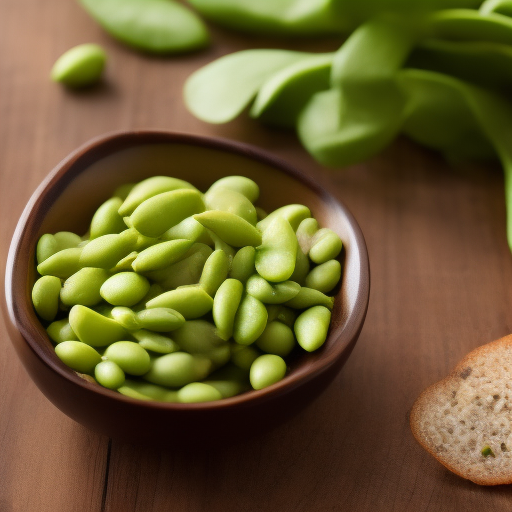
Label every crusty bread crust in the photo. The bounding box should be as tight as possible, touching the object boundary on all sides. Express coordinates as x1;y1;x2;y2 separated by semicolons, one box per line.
410;334;512;485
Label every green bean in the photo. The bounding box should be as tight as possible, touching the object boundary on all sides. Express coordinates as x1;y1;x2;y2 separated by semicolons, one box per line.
294;305;331;352
111;251;138;272
55;340;102;373
104;341;151;375
199;249;230;296
69;305;126;347
94;360;125;389
207;176;260;203
60;267;110;307
184;50;315;124
284;287;334;310
131;329;180;354
255;321;296;357
229;246;255;283
144;352;212;387
37;247;83;279
249;354;287;390
47;318;79;344
89;197;126;239
251;53;333;127
212;278;243;340
146;286;214;319
230;343;261;370
100;272;150;306
246;275;300;304
118;379;179;401
130;189;205;238
51;43;106;88
132;239;194;272
305;259;342;293
79;0;209;54
309;228;343;264
79;228;138;269
161;216;213;245
203;364;250;398
37;231;82;264
257;204;311;232
255;217;297;282
194;211;262;247
177;382;223;403
136;308;185;332
111;307;141;331
204;186;258;225
32;276;62;321
233;294;268;345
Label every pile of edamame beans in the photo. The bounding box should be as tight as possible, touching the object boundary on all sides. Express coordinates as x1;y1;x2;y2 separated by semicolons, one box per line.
32;176;343;403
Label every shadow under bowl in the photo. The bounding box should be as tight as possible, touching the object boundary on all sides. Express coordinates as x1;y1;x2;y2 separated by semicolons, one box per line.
3;131;370;443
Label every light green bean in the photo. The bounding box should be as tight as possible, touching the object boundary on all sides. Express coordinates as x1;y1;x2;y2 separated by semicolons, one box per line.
32;276;61;321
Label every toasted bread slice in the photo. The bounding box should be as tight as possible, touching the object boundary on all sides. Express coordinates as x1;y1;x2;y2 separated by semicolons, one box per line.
410;334;512;485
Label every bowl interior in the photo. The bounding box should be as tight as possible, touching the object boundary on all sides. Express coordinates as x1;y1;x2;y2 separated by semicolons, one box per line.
9;132;369;406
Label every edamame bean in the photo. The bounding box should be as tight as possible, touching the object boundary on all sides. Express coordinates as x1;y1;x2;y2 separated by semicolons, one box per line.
305;259;342;293
233;294;268;345
47;318;79;344
36;234;59;265
100;272;150;306
118;379;179;401
309;229;343;263
246;275;300;304
94;360;125;389
290;246;310;285
32;276;61;321
178;382;222;403
230;343;261;370
266;305;297;327
51;43;106;88
208;176;260;203
194;211;262;247
90;197;126;239
133;233;159;252
111;307;141;331
257;204;311;232
146;286;213;319
131;329;180;354
118;176;198;216
111;251;138;272
229;246;255;283
60;267;110;306
249;354;287;390
296;218;319;253
136;308;185;332
104;341;151;375
294;305;331;352
161;216;212;245
132;283;164;312
284;287;334;310
69;305;126;347
37;247;83;279
130;189;205;238
79;228;138;269
144;352;212;387
212;278;243;340
204;186;257;225
255;216;297;282
208;230;236;261
55;340;102;373
199;249;229;296
255;321;296;357
132;239;194;273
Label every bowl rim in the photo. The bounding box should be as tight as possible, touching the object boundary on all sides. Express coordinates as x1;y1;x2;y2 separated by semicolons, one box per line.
5;130;370;410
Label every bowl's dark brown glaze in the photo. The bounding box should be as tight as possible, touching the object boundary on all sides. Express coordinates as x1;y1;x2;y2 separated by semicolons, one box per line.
3;131;369;443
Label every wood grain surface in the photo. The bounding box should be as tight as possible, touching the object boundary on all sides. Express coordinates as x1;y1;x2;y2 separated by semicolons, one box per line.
1;0;512;510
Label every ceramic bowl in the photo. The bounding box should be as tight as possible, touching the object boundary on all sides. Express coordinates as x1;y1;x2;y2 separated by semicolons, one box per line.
3;131;369;442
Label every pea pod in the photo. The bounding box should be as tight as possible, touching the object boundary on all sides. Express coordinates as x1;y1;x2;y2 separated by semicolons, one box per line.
207;176;260;203
55;340;102;373
37;247;83;279
132;239;194;273
249;354;287;390
294;305;331;352
130;189;205;238
255;216;297;282
60;267;110;307
184;50;315;124
177;382;223;403
199;249;230;296
90;197;126;239
194;211;262;247
131;329;180;354
32;276;62;321
79;0;209;55
146;286;214;319
144;352;212;387
204;186;258;225
246;275;300;304
119;176;198;217
79;229;138;269
213;278;244;340
233;294;268;345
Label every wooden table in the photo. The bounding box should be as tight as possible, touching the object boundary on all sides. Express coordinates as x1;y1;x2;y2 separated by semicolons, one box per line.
1;1;511;510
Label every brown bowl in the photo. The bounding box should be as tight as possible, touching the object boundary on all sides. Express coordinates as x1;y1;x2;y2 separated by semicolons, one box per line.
3;131;369;443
